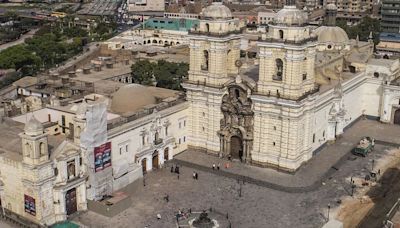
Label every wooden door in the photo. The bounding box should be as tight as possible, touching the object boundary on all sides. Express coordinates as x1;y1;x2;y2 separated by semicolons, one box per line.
142;158;147;173
394;109;400;125
65;188;77;215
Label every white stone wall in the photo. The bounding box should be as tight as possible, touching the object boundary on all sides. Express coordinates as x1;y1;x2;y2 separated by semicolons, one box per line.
107;102;188;190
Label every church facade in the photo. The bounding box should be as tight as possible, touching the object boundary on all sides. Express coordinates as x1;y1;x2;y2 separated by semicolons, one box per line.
183;2;400;172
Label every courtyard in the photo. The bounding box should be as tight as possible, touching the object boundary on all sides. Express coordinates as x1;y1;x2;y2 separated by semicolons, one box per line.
73;119;400;228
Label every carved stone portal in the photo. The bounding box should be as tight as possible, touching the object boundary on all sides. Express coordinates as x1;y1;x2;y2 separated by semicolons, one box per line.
219;85;254;162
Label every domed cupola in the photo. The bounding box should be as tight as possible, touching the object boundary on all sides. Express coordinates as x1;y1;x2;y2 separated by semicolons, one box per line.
273;3;308;27
24;116;44;136
314;2;350;51
201;1;232;20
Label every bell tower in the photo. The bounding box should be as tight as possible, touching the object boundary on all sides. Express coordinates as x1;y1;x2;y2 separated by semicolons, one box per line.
183;1;242;154
257;3;317;100
187;1;241;86
20;116;49;165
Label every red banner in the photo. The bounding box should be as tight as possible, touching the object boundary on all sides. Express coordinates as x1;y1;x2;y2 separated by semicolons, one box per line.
94;142;112;173
24;194;36;216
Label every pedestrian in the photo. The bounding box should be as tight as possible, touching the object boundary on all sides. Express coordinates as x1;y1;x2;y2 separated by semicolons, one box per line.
175;166;180;174
193;171;196;179
212;163;216;170
217;163;220;170
378;169;381;175
177;174;180;180
171;165;174;173
195;172;198;180
228;154;232;161
164;194;169;202
157;213;161;220
189;208;192;214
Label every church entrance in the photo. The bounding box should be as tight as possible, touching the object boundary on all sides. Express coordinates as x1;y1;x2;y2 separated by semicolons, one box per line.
230;136;243;160
65;188;77;216
152;151;159;169
164;147;169;161
394;109;400;125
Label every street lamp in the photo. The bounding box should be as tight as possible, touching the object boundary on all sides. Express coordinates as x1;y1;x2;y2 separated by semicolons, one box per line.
372;159;375;171
351;180;356;197
327;204;331;221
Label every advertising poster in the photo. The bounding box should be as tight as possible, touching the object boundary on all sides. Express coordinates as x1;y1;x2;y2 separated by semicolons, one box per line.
24;194;36;216
94;142;112;172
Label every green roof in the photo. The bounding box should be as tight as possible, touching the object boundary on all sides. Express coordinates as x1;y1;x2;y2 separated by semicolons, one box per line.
144;17;199;32
51;221;80;228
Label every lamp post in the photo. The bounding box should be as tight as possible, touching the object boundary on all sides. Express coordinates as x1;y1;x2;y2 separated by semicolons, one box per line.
372;159;375;171
351;180;356;197
327;204;331;221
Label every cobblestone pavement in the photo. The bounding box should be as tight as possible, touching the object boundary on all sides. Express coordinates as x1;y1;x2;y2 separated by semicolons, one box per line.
175;119;400;191
72;119;400;228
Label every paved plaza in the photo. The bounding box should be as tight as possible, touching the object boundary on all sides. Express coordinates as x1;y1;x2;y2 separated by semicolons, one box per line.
72;119;400;228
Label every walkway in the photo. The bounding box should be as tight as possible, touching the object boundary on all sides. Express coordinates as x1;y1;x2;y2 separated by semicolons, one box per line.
0;28;38;51
175;119;400;193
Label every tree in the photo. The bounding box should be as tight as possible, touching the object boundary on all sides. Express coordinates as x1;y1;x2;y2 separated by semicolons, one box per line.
130;60;189;90
0;44;41;72
337;17;381;45
131;60;155;85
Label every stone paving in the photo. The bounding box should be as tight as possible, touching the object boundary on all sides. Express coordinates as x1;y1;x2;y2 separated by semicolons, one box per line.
72;119;400;228
175;119;400;191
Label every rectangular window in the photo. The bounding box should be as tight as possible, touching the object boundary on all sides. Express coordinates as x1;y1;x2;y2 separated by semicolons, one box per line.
179;122;181;129
313;134;316;143
142;135;146;146
119;147;122;155
126;144;129;153
183;120;186;127
183;136;186;142
179;138;181;144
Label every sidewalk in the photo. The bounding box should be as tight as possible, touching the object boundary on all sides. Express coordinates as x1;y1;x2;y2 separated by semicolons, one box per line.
175;119;400;193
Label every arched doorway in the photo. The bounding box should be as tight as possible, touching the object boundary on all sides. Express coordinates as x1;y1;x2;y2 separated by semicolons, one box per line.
230;136;243;160
65;188;77;215
141;158;147;173
164;147;169;161
394;109;400;125
152;151;159;169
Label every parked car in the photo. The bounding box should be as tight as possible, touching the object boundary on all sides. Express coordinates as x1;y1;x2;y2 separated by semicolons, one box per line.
352;137;375;157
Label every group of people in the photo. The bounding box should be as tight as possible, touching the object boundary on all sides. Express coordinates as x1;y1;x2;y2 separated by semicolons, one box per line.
176;208;192;222
171;164;180;179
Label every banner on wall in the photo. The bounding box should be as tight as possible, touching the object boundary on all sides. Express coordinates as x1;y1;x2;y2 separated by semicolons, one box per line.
94;142;112;173
24;194;36;216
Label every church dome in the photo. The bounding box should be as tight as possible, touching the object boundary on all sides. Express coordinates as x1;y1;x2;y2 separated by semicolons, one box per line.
314;26;349;43
24;116;43;136
201;2;232;20
110;84;156;114
274;5;308;26
326;3;337;11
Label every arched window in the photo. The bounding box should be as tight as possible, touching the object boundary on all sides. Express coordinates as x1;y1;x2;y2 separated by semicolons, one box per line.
235;89;240;99
39;142;46;156
202;50;209;71
205;23;210;33
279;30;284;39
25;143;31;157
274;58;284;81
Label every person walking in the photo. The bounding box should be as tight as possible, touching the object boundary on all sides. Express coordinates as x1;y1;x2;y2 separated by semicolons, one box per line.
212;163;216;170
171;165;174;173
217;163;220;170
195;172;198;180
192;171;196;179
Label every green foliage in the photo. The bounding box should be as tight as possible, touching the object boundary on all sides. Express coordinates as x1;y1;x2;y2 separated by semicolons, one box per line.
154;60;188;90
0;45;41;71
0;22;86;88
337;17;381;45
131;60;188;90
131;60;156;86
